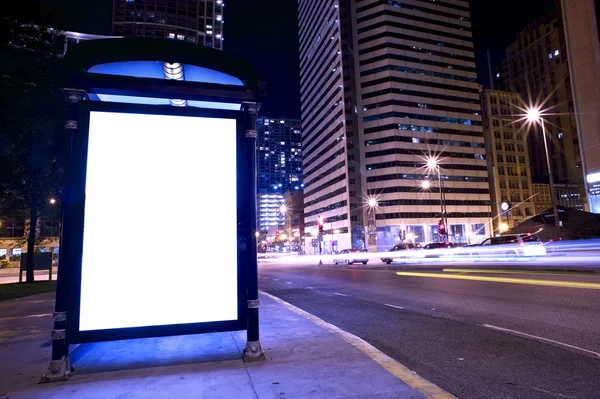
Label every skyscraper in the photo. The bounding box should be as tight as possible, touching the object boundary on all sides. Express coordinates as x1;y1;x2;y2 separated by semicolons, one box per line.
480;89;535;233
256;117;303;231
496;8;581;186
298;0;491;251
112;0;224;49
561;0;600;213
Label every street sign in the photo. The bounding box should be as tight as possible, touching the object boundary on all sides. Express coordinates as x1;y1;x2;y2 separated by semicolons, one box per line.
312;239;318;247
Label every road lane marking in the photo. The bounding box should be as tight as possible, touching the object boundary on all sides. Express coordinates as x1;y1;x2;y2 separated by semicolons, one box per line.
286;282;292;285
385;304;405;310
332;292;347;297
0;313;52;322
443;268;600;277
531;387;578;399
482;324;600;360
396;272;600;290
260;290;455;399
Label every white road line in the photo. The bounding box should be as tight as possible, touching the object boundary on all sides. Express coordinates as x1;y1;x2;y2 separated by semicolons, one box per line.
306;286;314;289
385;304;405;310
332;292;347;297
482;324;600;359
0;313;52;322
286;282;292;285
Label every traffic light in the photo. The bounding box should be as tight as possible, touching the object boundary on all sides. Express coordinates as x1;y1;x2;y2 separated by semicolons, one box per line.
318;222;324;235
402;230;406;240
438;219;446;235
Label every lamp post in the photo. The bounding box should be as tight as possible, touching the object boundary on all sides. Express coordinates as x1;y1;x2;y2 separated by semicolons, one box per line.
425;157;448;242
366;198;378;252
526;107;560;230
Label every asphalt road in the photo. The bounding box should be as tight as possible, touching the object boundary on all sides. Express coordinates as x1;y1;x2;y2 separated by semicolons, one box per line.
258;262;600;399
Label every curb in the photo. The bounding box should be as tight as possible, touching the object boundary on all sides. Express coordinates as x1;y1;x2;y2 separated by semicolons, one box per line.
260;290;455;399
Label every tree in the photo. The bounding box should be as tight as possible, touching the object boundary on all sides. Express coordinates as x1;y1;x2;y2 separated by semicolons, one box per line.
0;1;68;283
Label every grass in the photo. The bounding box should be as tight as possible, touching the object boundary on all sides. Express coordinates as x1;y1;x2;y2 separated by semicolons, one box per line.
0;281;57;302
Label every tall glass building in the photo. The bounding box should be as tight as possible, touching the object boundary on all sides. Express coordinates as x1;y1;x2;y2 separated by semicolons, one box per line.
112;0;224;49
257;117;303;230
298;0;491;251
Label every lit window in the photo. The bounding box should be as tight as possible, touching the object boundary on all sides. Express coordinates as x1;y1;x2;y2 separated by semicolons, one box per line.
554;49;560;56
216;15;222;21
496;72;500;78
177;34;185;40
558;132;564;139
168;33;175;39
548;53;553;59
412;137;420;144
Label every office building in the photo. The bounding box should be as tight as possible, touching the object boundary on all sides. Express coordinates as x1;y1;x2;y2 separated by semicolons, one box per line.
532;183;586;214
496;8;582;187
257;117;303;231
480;89;535;233
112;0;224;49
560;0;600;213
298;0;491;250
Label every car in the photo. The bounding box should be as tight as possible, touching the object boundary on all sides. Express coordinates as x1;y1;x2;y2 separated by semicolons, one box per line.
380;243;423;264
333;249;369;265
421;242;455;258
470;234;546;259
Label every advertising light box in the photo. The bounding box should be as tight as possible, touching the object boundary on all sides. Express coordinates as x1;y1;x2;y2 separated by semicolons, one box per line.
67;104;247;343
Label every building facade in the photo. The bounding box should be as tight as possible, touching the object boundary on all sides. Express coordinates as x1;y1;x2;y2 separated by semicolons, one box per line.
480;89;535;234
298;0;491;251
112;0;224;49
560;0;600;213
256;117;303;231
532;183;586;214
496;8;583;187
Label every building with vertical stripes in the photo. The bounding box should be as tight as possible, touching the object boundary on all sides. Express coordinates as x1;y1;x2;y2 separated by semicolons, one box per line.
298;0;491;252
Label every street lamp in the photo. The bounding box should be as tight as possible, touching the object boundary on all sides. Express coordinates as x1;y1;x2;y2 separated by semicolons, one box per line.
425;157;448;242
49;198;56;205
365;197;378;251
526;107;560;230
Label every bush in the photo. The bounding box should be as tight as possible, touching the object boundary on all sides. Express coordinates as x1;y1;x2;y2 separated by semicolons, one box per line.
0;260;11;269
9;254;21;261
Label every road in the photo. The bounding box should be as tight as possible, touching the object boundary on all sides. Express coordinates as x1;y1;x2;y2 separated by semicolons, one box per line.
0;273;56;285
259;261;600;399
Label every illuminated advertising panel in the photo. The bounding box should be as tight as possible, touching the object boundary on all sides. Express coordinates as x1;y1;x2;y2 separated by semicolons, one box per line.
66;104;247;342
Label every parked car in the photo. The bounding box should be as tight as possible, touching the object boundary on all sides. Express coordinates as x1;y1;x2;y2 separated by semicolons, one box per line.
333;249;369;265
470;234;546;259
380;243;423;264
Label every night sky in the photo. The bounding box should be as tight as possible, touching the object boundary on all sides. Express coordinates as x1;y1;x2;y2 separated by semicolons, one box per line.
40;0;556;118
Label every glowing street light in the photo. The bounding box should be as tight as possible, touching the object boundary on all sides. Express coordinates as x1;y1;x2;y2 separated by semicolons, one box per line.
425;156;447;242
49;198;57;205
525;106;560;229
279;204;288;214
426;157;438;169
255;231;260;238
367;198;378;208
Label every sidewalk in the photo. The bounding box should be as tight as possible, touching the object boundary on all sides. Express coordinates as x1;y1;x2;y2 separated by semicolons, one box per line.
0;291;451;398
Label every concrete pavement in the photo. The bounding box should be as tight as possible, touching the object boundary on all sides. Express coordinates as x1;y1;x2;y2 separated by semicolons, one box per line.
0;290;448;398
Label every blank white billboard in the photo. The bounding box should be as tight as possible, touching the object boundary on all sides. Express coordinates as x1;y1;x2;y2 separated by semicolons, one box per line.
79;111;238;331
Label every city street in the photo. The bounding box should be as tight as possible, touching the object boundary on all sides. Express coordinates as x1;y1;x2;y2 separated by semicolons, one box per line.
259;261;600;399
